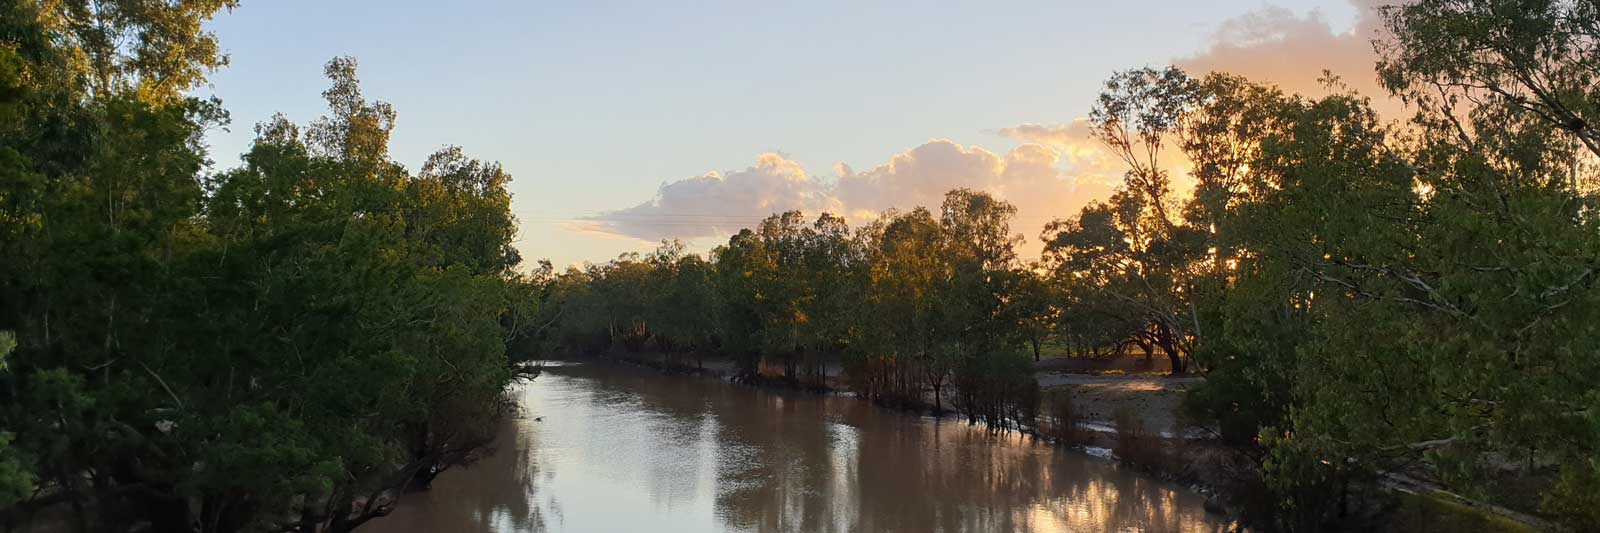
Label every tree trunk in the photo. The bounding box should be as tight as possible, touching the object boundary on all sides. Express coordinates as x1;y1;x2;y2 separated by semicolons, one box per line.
1148;321;1185;374
1158;336;1184;374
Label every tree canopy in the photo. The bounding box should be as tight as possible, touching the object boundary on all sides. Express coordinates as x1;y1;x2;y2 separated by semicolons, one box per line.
0;4;531;531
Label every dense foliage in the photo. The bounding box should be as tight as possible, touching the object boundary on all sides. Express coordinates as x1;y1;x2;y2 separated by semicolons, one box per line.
0;2;532;531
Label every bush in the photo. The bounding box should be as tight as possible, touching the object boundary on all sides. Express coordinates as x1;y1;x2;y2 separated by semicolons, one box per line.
1041;390;1085;446
1542;457;1600;531
1259;429;1372;531
1112;406;1165;470
951;350;1038;432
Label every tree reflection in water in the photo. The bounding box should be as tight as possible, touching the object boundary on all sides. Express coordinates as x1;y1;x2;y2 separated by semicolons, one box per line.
376;363;1228;532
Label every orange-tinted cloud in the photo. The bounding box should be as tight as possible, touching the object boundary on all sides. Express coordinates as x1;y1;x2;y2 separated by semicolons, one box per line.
584;140;1112;259
1176;0;1401;117
836;139;1114;252
997;119;1124;188
581;1;1404;260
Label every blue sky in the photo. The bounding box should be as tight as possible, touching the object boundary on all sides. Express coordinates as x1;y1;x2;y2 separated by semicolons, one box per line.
201;1;1370;268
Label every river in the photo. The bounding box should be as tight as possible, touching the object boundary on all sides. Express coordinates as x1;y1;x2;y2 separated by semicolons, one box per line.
371;362;1229;532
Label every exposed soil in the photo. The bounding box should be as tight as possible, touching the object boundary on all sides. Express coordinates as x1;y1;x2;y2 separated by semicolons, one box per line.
1033;352;1175;375
1036;355;1203;435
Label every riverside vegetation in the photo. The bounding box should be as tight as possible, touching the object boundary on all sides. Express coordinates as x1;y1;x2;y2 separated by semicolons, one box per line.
3;0;1600;532
0;2;541;531
529;2;1600;530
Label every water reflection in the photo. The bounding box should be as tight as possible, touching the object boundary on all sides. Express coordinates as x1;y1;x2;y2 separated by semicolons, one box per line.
373;363;1228;532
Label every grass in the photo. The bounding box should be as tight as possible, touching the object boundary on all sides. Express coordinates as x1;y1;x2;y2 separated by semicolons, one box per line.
1376;492;1538;533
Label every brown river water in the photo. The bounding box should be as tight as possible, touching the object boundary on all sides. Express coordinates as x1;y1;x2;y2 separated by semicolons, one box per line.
370;362;1229;533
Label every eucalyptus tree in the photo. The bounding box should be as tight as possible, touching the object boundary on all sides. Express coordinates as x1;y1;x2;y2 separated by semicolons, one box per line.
640;240;721;366
1154;2;1600;523
795;213;864;381
1;2;235;528
182;58;526;532
1042;67;1206;374
854;207;948;407
1271;0;1600;525
711;228;772;376
938;188;1023;351
1006;266;1059;362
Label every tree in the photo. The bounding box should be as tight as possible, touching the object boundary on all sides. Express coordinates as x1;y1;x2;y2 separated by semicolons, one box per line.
1043;67;1205;375
1162;2;1600;524
711;228;770;377
1378;0;1600;160
0;42;528;531
856;207;947;408
1005;266;1058;362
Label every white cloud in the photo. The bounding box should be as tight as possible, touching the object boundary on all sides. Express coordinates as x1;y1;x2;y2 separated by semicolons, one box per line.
837;139;1005;216
583;140;1112;258
582;153;837;242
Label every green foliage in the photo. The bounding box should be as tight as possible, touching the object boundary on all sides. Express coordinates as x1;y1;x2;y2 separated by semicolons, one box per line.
0;334;27;510
0;7;528;528
540;190;1045;426
1258;429;1364;531
0;431;29;511
13;0;240;104
1542;453;1600;530
1042;67;1212;374
1118;2;1600;528
1380;492;1538;533
1031;3;1600;527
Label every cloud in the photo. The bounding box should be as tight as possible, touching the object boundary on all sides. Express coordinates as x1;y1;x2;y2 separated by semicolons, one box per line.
997;119;1124;187
583;140;1113;257
996;122;1086;148
985;0;1397;222
837;140;1005;216
1175;0;1400;116
833;140;1114;245
578;1;1401;259
582;153;837;242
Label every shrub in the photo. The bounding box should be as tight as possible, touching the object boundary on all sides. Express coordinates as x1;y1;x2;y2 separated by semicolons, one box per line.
1112;406;1165;470
1041;390;1085;446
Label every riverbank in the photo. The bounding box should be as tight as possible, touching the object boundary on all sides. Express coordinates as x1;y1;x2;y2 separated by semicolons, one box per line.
578;351;1558;532
605;351;1196;432
581;352;1233;503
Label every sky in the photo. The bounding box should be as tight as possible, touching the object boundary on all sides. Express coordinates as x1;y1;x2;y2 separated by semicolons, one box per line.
200;0;1386;269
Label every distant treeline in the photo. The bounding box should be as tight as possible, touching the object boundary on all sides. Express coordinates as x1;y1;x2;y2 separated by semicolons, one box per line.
532;1;1600;529
536;190;1051;431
